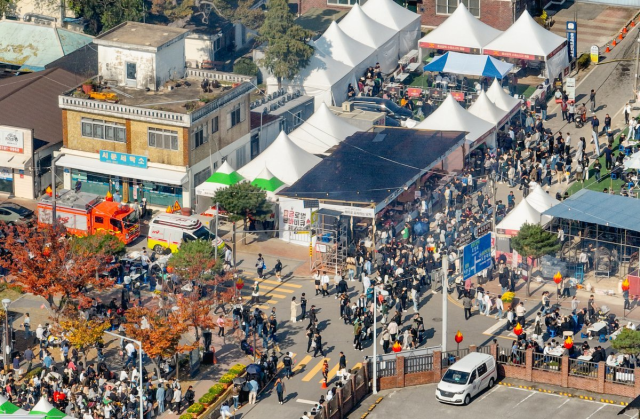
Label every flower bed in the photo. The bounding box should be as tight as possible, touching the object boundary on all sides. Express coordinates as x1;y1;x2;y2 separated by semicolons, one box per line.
190;364;247;417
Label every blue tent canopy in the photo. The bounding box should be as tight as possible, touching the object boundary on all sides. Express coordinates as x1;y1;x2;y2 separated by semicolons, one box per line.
424;52;514;79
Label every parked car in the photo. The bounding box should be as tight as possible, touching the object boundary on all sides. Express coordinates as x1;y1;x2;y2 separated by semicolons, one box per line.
347;97;414;122
435;352;497;405
0;203;34;225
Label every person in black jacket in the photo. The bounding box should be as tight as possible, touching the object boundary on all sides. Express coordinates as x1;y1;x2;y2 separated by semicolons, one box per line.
183;386;195;409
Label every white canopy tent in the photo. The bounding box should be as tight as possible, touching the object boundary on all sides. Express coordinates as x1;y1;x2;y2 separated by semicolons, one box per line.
238;131;322;185
361;0;421;57
483;10;569;79
418;4;502;59
194;161;244;197
266;49;357;110
312;21;376;77
496;198;552;235
288;103;360;155
525;182;560;213
486;79;521;121
415;94;496;150
468;90;509;127
338;4;399;73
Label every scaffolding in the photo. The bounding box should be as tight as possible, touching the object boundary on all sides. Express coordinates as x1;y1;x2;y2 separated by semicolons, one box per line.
311;209;347;275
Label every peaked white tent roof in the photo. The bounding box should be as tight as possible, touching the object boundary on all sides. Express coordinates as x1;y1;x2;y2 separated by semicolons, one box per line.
483;10;567;60
313;21;375;69
468;90;508;126
195;161;244;197
497;198;552;233
526;183;560;213
361;0;421;55
251;166;287;200
415;94;495;147
338;4;397;50
418;4;502;53
486;79;521;114
289;103;360;155
237;131;322;185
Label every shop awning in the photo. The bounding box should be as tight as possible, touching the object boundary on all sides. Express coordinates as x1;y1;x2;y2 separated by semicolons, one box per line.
57;155;187;186
0;153;29;169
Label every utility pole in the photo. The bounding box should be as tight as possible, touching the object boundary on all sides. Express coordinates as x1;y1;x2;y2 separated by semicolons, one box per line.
232;222;237;268
214;202;219;261
442;255;449;354
634;34;640;98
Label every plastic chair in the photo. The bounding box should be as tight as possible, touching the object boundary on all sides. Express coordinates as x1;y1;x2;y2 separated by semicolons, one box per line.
548;328;557;338
611;173;618;180
599;334;607;343
619;145;625;152
581;332;589;339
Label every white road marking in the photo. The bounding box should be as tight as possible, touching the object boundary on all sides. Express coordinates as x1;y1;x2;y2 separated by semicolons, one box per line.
557;399;571;409
477;385;500;402
296;399;319;405
585;405;605;419
483;319;507;335
513;392;536;408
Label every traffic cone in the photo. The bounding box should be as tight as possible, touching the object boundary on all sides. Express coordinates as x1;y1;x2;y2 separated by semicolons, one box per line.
632;21;636;28
321;380;327;389
606;45;611;53
613;38;617;47
619;33;624;40
623;26;628;34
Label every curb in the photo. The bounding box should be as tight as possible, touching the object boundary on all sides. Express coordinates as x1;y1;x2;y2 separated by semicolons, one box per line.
497;381;629;406
360;396;384;419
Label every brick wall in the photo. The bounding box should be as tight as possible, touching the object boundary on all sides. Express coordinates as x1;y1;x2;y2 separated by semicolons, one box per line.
419;0;514;31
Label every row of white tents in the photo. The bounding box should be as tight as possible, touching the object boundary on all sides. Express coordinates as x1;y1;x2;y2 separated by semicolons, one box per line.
266;0;421;109
497;183;560;235
419;4;570;79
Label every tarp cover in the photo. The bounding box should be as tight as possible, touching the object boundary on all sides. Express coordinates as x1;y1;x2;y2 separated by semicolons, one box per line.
238;131;321;185
288;103;360;155
424;52;513;79
418;4;502;53
543;189;640;233
361;0;421;56
486;79;521;116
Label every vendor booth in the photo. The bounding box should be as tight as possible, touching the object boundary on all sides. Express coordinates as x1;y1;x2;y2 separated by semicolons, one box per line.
312;21;376;77
237;131;321;186
251;166;287;200
424;52;513;79
468;90;509;128
194;161;244;214
362;0;421;57
414;94;496;151
482;10;570;80
418;4;502;58
288;103;360;156
486;79;522;122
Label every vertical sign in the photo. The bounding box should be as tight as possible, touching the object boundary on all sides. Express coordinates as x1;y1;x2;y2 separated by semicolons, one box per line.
566;21;578;60
565;77;576;102
590;45;599;64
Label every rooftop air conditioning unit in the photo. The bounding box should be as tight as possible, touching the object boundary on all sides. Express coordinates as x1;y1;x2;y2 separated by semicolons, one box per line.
342;102;354;112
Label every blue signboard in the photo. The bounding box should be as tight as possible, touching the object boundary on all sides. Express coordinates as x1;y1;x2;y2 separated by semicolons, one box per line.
462;233;492;280
99;150;147;169
566;21;577;60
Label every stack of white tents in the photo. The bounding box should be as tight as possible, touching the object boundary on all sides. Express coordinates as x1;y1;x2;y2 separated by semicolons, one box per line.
468;90;508;127
496;183;559;235
288;103;360;155
267;0;421;108
486;79;522;121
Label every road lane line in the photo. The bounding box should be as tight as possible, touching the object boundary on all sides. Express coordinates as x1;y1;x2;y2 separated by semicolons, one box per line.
319;363;341;383
513;392;535;408
257;279;303;288
296;399;319;405
302;358;329;382
277;352;296;369
293;355;313;373
585;405;605;419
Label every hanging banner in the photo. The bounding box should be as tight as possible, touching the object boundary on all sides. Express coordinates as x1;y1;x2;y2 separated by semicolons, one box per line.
566;21;578;60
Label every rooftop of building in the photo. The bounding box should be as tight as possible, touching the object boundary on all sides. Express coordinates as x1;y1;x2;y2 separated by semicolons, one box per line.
250;111;281;130
95;22;189;49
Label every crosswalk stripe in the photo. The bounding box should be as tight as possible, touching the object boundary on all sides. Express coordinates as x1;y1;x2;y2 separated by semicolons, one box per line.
241;292;288;299
277;352;296;369
319;363;341;383
302;358;329;382
258;286;294;294
352;362;362;371
257;279;303;288
293;355;313;373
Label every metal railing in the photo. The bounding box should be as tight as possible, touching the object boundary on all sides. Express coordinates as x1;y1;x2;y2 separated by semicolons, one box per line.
441;349;469;368
368;359;397;378
532;353;562;372
192;82;254;122
606;366;635;385
405;354;434;374
497;348;526;367
477;346;493;355
569;359;598;379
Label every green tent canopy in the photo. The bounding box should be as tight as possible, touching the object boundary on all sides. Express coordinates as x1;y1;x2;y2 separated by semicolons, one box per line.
195;161;244;197
251;167;286;192
0;395;27;414
30;399;65;418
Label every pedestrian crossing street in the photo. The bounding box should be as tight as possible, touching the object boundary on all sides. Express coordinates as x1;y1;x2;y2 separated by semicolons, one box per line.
277;352;362;383
239;277;302;310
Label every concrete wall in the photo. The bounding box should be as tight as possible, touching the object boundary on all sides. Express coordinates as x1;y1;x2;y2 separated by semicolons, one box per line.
98;45;156;90
185;34;217;67
155;37;186;87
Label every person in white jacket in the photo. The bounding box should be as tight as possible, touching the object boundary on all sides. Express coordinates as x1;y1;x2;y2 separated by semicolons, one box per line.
495;295;504;319
483;292;492;316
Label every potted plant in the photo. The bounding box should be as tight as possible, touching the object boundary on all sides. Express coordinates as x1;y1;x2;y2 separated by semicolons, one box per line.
219;373;235;387
501;292;516;311
198;392;216;407
180;414;192;419
228;364;246;376
209;384;225;398
186;403;205;418
82;79;95;94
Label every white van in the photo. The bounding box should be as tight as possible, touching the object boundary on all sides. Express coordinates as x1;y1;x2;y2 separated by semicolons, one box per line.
147;213;225;254
435;352;497;405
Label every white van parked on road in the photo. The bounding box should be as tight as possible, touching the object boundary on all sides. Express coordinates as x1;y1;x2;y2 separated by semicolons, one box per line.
435;352;497;405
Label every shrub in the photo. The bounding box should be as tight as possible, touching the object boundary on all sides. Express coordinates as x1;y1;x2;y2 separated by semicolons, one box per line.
577;54;590;70
180;414;192;419
228;363;246;376
233;58;259;77
219;373;235;384
501;292;516;303
209;384;226;397
186;403;205;414
199;392;217;405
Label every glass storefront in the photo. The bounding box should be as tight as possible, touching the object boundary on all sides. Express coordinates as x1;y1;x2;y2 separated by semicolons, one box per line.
71;169;183;207
0;167;13;194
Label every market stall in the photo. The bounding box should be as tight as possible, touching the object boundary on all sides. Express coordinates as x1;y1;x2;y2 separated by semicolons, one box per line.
486;79;522;122
424;52;513;79
362;0;421;57
468;90;509;128
194;161;244;214
251;166;287;200
312;21;376;78
482;10;570;80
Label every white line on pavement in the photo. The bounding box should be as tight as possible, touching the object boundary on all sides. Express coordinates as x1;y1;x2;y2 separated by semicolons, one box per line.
513;392;536;408
584;405;605;419
557;399;571;409
296;399;319;405
483;319;507;335
477;385;500;402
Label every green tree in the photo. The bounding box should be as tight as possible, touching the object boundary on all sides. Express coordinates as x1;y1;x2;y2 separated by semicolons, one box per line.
168;239;221;283
612;329;640;355
70;233;126;256
213;181;272;223
258;0;314;89
511;223;561;297
233;58;259;77
68;0;143;35
213;0;264;30
0;0;17;20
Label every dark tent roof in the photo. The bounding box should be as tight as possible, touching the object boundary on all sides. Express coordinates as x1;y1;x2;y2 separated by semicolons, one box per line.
543;189;640;233
279;128;466;206
618;393;640;415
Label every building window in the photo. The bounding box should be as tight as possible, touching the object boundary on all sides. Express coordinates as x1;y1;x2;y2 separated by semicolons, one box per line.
327;0;359;5
227;103;245;130
212;116;219;134
293;111;303;128
81;118;126;142
436;0;479;17
194;167;211;187
148;127;179;151
193;123;208;149
236;146;246;168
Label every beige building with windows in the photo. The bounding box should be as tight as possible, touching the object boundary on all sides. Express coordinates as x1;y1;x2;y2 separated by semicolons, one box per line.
56;22;257;209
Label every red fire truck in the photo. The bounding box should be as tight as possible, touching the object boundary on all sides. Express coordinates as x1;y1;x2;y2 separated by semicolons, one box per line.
37;190;140;244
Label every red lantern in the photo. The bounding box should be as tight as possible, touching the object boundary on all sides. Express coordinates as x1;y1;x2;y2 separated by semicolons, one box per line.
514;323;523;336
564;336;573;350
553;272;562;285
45;186;52;197
166;265;174;274
105;191;113;202
454;330;463;344
392;341;402;353
236;278;244;290
43;246;51;257
622;278;630;292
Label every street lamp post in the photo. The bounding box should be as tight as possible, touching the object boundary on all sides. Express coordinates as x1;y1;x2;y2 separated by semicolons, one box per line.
2;299;10;370
104;330;143;419
442;256;449;354
372;283;378;394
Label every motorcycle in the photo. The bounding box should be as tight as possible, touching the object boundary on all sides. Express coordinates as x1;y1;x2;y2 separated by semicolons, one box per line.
575;104;587;128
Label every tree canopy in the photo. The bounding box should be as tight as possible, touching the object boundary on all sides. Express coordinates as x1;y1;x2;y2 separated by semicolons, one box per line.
511;223;560;296
258;0;314;88
612;329;640;355
212;0;264;30
213;181;273;222
168;239;221;282
68;0;143;35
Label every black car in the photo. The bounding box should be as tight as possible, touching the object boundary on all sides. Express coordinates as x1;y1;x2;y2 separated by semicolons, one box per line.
347;97;414;121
